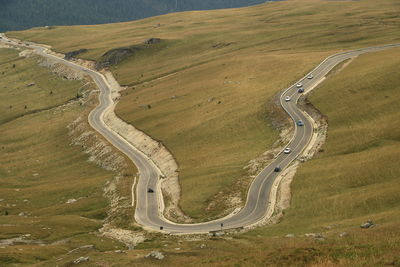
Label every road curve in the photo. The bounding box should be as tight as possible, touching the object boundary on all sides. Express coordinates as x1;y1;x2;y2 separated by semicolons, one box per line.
1;34;398;234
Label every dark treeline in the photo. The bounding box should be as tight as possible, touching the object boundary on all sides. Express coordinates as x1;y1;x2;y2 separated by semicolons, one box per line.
0;0;273;32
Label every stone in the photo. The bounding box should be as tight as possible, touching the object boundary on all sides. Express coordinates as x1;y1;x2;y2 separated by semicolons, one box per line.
339;232;348;237
285;234;295;238
304;233;316;238
360;220;375;229
199;244;206;249
66;199;77;204
314;234;325;241
144;38;161;45
73;256;89;264
146;251;165;260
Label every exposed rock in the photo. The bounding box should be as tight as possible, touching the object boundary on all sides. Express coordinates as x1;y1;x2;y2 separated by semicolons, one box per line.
27;82;35;87
361;220;375;229
66;199;77;204
145;38;161;44
212;42;235;48
339;232;348;237
99;225;145;248
313;233;325;241
18;212;26;217
285;234;295;238
65;49;88;60
304;233;317;238
199;244;206;249
73;256;89;264
96;39;162;69
146;251;165;260
96;44;145;69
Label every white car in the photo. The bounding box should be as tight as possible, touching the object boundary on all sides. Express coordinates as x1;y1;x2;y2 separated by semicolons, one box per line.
284;96;291;102
284;148;291;154
307;74;313;79
296;83;303;88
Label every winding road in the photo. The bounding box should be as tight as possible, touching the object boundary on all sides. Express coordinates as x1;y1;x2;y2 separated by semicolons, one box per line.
1;33;398;234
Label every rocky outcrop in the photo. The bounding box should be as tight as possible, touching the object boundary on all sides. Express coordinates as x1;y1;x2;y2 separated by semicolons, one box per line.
64;48;88;60
361;220;375;229
95;38;162;70
146;251;165;260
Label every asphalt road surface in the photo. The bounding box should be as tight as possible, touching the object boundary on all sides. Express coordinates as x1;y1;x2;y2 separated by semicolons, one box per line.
1;34;398;234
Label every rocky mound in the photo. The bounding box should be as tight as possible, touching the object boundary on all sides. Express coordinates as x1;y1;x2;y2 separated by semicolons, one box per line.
95;38;162;70
64;48;87;60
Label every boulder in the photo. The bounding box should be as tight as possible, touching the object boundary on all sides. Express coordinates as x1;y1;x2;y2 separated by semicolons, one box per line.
73;256;89;264
146;251;165;260
66;199;77;204
360;220;375;229
145;38;161;44
339;232;348;237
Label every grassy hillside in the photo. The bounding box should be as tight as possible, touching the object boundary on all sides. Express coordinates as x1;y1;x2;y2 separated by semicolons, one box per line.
0;49;136;265
1;0;400;265
35;41;400;267
9;0;400;220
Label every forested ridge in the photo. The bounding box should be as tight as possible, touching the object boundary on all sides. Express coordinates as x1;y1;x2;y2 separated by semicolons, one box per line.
0;0;271;31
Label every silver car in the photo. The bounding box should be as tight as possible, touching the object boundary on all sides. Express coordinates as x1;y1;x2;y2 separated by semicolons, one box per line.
284;148;291;154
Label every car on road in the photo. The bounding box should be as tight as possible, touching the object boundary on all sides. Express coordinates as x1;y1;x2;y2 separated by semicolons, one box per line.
307;74;313;79
284;96;291;101
298;88;304;93
148;188;154;193
297;120;304;126
296;83;303;88
284;147;291;154
274;166;281;172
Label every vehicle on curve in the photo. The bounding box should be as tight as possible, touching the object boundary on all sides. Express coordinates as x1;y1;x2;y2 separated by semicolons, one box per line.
284;147;291;154
148;188;154;193
285;96;291;101
274;166;281;172
307;74;313;79
298;88;304;93
296;83;303;88
297;120;304;126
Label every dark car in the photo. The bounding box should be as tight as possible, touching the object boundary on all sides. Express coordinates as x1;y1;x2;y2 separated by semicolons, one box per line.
274;166;281;172
297;120;304;126
147;188;154;193
298;88;304;93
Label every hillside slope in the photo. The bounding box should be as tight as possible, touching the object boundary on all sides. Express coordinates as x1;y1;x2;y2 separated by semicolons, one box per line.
18;46;400;267
9;0;400;220
0;48;138;265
